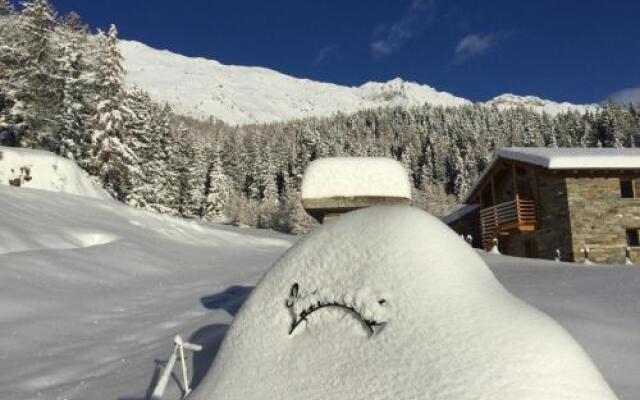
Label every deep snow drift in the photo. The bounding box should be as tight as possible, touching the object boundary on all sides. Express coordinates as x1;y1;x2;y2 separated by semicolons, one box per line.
2;183;639;399
0;185;293;400
191;206;616;400
0;146;106;199
119;40;594;125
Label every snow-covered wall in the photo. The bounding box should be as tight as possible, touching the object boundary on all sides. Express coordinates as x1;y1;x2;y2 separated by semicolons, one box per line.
0;146;107;199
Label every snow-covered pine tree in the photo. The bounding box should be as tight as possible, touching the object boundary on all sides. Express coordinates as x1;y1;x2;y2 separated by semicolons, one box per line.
10;0;58;147
184;139;209;217
91;24;136;200
204;146;231;222
450;146;470;201
54;21;92;163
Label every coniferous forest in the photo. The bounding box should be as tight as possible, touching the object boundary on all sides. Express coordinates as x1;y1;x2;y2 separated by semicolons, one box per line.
2;0;640;233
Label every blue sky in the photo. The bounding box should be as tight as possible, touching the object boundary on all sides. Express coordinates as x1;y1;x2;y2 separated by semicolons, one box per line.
51;0;640;104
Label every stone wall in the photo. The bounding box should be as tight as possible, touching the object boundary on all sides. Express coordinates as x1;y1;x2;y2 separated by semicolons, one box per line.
566;176;640;264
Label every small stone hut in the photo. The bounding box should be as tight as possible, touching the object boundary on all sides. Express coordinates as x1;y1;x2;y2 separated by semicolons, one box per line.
301;157;411;223
444;147;640;264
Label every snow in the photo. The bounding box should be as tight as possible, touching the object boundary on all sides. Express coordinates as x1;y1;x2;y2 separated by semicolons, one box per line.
0;146;107;199
1;185;639;399
486;93;598;116
191;206;616;400
498;147;640;170
301;157;411;200
0;184;294;400
120;41;594;125
119;41;469;126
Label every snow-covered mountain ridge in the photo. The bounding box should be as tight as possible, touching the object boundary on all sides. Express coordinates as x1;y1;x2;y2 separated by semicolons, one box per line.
120;40;597;125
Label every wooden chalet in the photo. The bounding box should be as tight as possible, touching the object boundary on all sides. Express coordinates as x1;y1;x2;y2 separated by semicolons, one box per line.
445;147;640;264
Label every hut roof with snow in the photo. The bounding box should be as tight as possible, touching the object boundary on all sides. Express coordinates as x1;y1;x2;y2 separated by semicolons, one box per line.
301;157;411;222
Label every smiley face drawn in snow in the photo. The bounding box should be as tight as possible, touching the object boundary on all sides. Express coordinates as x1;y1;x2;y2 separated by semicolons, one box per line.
285;283;388;336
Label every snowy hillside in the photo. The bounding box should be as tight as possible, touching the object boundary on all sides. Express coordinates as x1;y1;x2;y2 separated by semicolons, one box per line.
120;40;594;125
0;146;107;199
120;41;469;125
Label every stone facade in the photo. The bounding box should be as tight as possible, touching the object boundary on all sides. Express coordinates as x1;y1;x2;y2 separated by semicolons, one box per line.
488;174;640;264
451;169;640;264
565;176;640;264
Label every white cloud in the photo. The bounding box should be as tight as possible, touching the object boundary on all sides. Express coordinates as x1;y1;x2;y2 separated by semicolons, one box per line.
313;44;340;66
608;87;640;106
371;0;436;58
454;33;499;62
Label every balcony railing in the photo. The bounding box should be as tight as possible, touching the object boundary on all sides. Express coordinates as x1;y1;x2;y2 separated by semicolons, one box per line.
480;198;537;249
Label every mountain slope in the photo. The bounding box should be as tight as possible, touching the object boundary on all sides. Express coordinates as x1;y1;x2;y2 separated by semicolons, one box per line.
487;93;598;115
120;40;596;125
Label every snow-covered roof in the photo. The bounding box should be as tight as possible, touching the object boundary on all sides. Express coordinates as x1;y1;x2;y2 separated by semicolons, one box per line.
498;147;640;170
301;157;411;200
465;147;640;203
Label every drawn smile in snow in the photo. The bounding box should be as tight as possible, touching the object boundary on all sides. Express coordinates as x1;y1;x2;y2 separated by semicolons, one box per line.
285;283;387;336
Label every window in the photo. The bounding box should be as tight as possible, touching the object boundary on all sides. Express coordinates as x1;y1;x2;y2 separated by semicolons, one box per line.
626;229;640;247
620;179;635;199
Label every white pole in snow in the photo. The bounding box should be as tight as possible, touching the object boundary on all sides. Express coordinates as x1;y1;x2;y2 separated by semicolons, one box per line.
151;335;203;400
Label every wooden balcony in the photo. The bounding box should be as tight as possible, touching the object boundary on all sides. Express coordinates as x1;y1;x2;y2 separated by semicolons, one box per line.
480;198;537;249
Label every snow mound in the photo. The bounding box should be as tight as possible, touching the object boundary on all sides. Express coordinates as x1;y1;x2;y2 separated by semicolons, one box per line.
301;157;411;200
191;206;616;400
486;93;598;116
0;146;107;199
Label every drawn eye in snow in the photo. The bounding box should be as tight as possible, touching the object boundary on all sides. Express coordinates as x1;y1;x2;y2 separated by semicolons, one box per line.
285;283;387;336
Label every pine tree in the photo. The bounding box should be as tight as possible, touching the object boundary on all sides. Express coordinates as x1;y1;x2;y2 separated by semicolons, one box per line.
184;140;209;217
204;147;231;222
91;24;136;199
10;0;58;147
54;24;91;162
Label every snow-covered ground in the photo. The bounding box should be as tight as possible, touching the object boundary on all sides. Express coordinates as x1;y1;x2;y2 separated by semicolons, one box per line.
0;146;107;199
120;40;594;125
0;185;294;400
1;185;638;399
